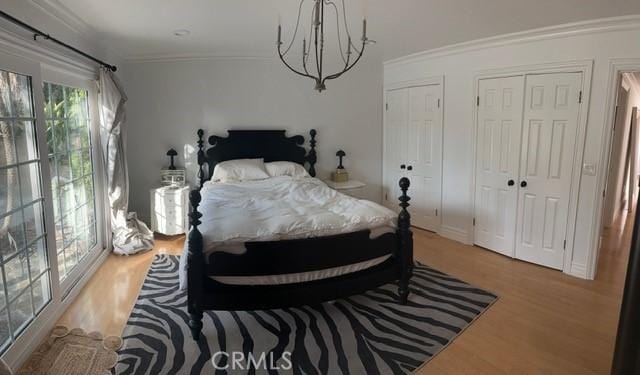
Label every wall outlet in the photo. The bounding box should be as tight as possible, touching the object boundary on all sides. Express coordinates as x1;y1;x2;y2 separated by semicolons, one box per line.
582;163;597;176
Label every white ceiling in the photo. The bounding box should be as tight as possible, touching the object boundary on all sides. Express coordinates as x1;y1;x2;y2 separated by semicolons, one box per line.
22;0;640;62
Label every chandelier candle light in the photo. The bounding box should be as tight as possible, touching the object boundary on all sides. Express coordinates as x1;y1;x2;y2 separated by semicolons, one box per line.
277;0;371;92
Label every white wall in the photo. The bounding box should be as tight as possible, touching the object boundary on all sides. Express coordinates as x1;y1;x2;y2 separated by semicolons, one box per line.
384;17;640;278
122;58;383;221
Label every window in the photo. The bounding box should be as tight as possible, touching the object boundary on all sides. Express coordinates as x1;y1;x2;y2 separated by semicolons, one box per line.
43;83;97;281
0;43;105;364
0;70;51;352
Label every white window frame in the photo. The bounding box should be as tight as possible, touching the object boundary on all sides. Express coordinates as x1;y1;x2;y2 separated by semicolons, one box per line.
0;44;110;370
0;48;59;369
41;68;107;296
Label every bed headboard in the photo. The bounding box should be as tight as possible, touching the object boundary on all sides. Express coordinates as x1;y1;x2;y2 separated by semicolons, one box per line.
195;129;317;187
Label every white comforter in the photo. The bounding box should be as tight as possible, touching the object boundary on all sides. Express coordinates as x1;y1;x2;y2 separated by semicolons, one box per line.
179;176;397;288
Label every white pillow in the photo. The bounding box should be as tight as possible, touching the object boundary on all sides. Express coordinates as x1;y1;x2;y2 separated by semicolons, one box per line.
265;161;310;178
212;158;270;182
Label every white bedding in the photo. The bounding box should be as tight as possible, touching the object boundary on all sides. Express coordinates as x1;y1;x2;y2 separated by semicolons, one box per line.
179;176;397;289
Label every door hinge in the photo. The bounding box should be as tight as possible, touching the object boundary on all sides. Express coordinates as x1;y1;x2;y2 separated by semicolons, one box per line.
385;103;389;111
603;189;606;198
473;217;476;226
563;240;567;249
435;209;438;216
476;96;480;106
578;91;583;104
385;193;388;201
437;98;441;108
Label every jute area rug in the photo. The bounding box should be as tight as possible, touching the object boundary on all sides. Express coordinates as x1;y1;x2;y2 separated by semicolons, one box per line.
17;326;122;375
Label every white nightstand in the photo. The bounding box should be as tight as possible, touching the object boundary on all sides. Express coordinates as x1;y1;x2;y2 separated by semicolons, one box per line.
324;179;367;199
150;186;190;235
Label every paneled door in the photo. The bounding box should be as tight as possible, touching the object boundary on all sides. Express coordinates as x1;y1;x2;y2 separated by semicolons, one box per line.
405;85;442;230
474;76;525;256
515;72;582;269
383;88;408;212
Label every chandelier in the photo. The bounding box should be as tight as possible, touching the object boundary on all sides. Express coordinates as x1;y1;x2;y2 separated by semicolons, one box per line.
277;0;371;92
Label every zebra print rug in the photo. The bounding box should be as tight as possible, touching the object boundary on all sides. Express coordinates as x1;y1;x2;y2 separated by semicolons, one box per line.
116;255;496;374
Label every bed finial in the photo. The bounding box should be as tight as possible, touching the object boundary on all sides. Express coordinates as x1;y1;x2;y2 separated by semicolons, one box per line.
197;129;206;188
307;129;317;177
397;177;413;305
188;189;204;340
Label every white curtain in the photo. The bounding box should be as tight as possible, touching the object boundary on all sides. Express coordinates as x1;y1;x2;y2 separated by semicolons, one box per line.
98;69;153;255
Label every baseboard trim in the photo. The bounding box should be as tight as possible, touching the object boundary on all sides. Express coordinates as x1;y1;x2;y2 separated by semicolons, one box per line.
566;262;590;280
438;225;470;244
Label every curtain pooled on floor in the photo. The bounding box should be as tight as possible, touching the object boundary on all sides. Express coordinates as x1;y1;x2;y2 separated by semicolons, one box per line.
98;69;153;255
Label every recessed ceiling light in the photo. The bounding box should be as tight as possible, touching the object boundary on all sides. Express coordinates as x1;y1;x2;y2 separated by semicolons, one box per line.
173;29;190;37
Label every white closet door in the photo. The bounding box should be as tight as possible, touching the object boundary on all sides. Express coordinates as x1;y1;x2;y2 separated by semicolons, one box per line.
515;72;582;269
383;88;408;210
474;76;525;256
406;84;442;231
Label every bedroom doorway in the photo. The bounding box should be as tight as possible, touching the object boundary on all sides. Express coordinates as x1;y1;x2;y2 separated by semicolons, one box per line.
599;71;640;277
602;73;640;228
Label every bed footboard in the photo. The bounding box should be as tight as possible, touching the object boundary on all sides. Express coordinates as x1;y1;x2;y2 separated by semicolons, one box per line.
186;176;413;340
396;177;413;304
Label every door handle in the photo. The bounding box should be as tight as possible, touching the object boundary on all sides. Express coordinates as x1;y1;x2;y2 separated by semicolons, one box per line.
507;179;515;186
407;166;413;171
520;180;527;188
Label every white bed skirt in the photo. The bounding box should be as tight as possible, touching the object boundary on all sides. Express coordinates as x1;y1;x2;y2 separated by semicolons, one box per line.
209;254;391;285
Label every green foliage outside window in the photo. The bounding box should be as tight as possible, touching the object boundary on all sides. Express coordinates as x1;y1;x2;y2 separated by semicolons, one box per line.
44;83;97;281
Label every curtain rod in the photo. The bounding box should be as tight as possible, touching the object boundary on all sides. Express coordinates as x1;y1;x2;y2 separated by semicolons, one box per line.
0;10;117;72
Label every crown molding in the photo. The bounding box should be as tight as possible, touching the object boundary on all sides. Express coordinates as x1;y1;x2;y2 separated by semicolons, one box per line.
124;52;277;64
0;25;96;77
128;15;640;66
26;0;124;64
384;15;640;67
29;0;93;35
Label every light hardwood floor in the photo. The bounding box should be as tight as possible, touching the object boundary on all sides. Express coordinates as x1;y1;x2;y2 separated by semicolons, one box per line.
57;213;632;374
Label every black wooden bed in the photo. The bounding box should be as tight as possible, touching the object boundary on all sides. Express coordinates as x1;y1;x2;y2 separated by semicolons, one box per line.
187;128;413;340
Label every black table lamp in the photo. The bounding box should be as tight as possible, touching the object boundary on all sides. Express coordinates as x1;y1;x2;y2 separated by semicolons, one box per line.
166;149;178;170
336;150;346;169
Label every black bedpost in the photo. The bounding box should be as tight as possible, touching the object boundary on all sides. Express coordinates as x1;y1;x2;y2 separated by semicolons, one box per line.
197;129;206;188
397;177;413;304
187;190;204;340
307;129;317;177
